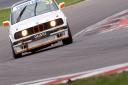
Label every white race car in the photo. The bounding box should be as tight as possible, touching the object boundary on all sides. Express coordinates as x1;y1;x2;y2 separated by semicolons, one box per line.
3;0;73;59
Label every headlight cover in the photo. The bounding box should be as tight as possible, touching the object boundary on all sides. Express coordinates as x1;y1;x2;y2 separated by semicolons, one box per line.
50;20;57;27
21;30;28;37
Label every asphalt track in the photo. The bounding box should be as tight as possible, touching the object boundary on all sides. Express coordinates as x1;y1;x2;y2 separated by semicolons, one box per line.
0;0;128;85
0;0;20;8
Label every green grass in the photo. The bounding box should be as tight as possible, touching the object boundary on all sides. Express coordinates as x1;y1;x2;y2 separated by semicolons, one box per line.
0;8;10;26
59;72;128;85
0;0;83;26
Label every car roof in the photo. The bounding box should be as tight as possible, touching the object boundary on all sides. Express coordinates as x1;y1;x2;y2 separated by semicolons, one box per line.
12;0;31;8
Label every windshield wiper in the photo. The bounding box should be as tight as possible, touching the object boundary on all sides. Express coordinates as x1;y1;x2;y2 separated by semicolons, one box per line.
34;2;37;16
16;6;27;23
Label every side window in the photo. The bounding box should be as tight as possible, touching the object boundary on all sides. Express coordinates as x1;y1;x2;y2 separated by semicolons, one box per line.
11;13;14;25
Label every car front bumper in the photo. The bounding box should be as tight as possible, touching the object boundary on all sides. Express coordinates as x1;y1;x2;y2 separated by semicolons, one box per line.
13;27;69;54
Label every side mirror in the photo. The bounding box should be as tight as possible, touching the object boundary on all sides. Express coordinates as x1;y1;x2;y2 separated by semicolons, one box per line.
59;2;65;9
3;21;10;27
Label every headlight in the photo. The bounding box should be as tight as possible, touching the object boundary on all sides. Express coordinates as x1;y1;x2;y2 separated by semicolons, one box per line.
50;20;56;27
21;30;28;37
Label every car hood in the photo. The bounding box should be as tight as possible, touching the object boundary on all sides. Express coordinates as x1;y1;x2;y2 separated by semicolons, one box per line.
10;10;65;34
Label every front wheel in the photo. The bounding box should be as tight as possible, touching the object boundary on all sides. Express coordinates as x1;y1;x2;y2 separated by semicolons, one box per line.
62;27;73;45
10;42;22;59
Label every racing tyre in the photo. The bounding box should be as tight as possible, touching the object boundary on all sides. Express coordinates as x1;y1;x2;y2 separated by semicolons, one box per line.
62;27;73;45
10;42;22;59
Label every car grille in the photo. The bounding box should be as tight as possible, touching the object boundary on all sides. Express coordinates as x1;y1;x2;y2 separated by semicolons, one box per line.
14;18;64;39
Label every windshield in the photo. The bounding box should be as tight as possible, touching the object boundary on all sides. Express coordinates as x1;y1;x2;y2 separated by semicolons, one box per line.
11;0;58;25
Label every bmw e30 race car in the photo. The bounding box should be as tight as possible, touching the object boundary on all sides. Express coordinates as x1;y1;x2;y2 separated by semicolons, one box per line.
3;0;73;59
